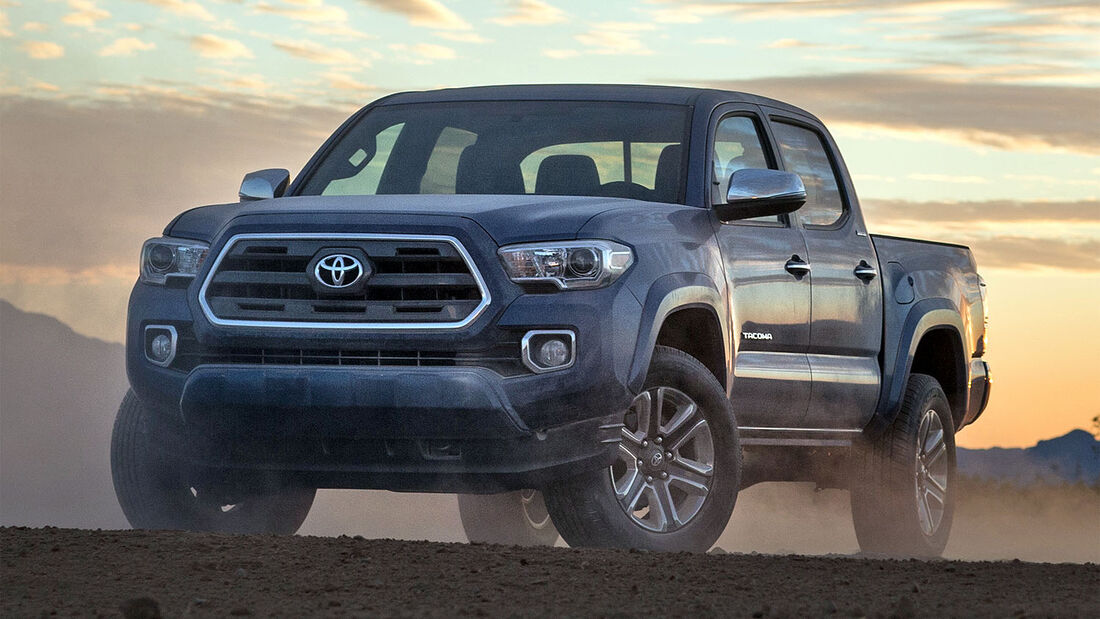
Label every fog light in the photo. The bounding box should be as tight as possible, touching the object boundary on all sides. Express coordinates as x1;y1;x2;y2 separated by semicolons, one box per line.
144;325;177;368
150;335;172;362
538;338;570;367
521;330;575;373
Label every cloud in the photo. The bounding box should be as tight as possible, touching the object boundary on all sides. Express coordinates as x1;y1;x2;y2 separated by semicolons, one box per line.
99;37;156;57
322;71;375;91
697;73;1100;155
0;11;10;38
908;173;990;184
491;0;566;26
133;0;215;22
434;31;490;44
573;22;657;56
861;198;1100;272
862;199;1100;225
0;94;349;274
273;39;362;65
190;34;253;59
29;80;60;92
21;21;49;33
20;41;64;59
359;0;470;30
389;42;456;62
254;0;347;23
61;0;110;29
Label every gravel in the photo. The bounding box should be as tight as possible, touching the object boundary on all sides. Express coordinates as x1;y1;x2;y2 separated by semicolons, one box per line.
2;527;1097;617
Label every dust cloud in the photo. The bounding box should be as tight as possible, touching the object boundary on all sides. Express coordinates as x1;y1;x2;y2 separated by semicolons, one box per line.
2;301;1097;563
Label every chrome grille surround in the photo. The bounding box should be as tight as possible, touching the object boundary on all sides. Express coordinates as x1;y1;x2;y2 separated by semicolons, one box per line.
198;233;491;329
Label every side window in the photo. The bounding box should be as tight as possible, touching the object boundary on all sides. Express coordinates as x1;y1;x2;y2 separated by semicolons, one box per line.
322;122;404;196
711;115;774;221
770;121;845;227
419;127;478;193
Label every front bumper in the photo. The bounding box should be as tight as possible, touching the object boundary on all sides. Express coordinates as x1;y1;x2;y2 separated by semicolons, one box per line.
125;218;642;491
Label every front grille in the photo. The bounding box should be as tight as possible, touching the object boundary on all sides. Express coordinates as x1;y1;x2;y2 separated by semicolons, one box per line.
172;328;527;376
200;234;489;328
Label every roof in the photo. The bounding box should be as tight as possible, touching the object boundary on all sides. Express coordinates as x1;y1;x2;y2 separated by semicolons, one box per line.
375;84;815;119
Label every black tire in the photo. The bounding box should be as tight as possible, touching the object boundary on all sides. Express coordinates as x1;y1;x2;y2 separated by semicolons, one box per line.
850;373;957;557
457;490;560;546
544;346;741;552
111;390;316;534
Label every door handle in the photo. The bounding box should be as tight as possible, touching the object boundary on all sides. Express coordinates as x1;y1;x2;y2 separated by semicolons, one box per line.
785;255;811;277
854;261;878;281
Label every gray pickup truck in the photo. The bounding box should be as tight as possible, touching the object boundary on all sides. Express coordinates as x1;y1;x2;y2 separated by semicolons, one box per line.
113;85;990;557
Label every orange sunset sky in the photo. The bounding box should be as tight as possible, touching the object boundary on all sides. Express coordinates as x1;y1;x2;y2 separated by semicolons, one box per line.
1;0;1097;448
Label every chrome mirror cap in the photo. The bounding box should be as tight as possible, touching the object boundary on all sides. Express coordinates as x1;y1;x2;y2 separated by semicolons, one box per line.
239;168;290;201
718;168;807;221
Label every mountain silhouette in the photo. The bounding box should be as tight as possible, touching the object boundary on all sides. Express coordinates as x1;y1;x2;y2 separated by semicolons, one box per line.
957;429;1100;485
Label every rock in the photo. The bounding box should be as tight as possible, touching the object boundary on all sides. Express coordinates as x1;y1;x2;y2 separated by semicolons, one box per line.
119;598;161;619
229;607;253;616
708;546;728;555
235;568;248;578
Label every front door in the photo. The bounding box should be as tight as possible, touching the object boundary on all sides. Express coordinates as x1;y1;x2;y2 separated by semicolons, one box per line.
710;107;812;429
766;111;883;429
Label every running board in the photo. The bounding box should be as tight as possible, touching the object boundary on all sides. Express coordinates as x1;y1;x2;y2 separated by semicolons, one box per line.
739;426;862;448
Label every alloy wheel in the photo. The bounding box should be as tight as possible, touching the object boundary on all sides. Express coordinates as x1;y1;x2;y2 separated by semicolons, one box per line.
610;387;715;533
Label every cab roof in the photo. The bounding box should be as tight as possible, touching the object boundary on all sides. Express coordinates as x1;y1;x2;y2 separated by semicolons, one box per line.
375;84;817;121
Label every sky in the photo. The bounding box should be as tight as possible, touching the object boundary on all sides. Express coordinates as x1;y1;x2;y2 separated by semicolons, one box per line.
0;0;1097;448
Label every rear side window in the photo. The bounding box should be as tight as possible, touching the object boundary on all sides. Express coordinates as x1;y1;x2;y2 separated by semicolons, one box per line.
770;121;846;227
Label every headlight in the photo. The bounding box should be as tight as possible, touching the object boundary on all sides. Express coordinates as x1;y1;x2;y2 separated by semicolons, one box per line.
498;240;634;290
140;237;209;285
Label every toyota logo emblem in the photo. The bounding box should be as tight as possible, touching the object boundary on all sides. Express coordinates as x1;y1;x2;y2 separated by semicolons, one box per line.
314;254;364;289
650;452;663;467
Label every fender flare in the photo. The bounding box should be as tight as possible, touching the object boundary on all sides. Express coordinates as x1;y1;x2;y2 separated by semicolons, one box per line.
627;272;728;394
868;297;966;435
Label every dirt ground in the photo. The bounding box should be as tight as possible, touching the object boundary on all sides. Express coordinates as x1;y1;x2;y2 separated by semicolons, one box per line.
2;527;1097;618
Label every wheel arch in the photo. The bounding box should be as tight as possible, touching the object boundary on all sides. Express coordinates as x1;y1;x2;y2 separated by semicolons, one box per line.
628;273;729;394
870;297;969;434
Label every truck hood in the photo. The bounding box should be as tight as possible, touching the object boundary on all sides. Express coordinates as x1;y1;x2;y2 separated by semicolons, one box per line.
166;194;635;246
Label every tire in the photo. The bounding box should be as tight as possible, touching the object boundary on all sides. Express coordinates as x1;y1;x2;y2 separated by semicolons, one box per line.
850;373;956;557
544;346;741;552
457;490;560;546
111;390;316;534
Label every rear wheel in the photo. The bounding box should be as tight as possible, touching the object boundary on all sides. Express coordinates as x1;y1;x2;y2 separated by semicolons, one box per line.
111;390;316;534
850;373;956;557
457;490;559;546
544;346;740;552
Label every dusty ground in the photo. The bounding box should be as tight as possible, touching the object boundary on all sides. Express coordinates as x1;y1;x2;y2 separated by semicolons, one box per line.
3;527;1097;618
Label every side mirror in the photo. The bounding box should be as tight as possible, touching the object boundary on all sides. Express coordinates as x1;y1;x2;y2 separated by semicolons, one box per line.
239;168;290;201
715;168;806;222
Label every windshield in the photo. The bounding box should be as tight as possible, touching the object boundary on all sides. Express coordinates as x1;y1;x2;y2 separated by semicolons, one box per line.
297;101;691;203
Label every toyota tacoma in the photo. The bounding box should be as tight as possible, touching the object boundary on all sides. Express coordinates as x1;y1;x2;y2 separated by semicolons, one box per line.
112;85;991;556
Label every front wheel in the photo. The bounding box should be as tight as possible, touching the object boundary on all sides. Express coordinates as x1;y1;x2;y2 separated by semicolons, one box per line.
850;373;957;557
544;346;741;552
111;390;316;534
457;490;559;546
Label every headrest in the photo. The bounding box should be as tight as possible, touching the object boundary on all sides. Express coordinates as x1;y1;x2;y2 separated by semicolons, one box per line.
653;144;683;203
535;155;600;196
455;145;525;194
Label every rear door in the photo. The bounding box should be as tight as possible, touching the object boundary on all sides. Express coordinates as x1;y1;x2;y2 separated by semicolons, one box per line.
709;105;812;429
764;109;883;429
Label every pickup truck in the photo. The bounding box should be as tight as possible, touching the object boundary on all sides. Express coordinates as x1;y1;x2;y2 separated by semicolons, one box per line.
112;85;991;557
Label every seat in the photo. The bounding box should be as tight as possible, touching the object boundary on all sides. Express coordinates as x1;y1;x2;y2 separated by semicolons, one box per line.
652;144;683;203
535;155;600;196
455;145;525;194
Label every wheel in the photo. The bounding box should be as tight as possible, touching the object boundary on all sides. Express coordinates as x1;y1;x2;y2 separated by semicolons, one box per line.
850;373;956;557
111;390;316;534
544;346;741;552
457;490;560;546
